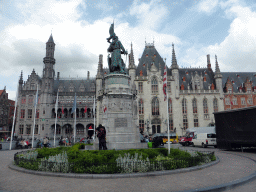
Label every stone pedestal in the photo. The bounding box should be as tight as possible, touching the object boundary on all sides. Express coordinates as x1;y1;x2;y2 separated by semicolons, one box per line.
95;74;147;150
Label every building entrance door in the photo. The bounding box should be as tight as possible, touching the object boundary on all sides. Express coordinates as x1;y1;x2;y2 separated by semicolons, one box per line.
152;125;161;134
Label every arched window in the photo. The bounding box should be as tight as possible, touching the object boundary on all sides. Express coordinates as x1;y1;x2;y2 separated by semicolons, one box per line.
152;97;159;115
168;98;172;114
213;98;218;112
139;99;144;114
203;98;208;114
192;98;197;113
151;77;158;94
182;98;187;114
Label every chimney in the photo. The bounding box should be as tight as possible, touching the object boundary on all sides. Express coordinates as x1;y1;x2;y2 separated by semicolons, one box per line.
57;72;60;80
207;54;211;70
87;71;90;80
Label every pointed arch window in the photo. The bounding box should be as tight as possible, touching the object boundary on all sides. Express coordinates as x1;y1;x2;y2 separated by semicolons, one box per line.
192;98;197;113
213;98;218;112
151;77;158;94
152;97;159;115
168;98;172;114
182;98;187;114
203;98;208;114
139;99;144;114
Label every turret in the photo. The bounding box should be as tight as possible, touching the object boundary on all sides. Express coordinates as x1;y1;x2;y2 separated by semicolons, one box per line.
19;71;23;92
96;55;103;98
214;55;223;97
171;43;179;98
128;42;136;85
42;33;55;93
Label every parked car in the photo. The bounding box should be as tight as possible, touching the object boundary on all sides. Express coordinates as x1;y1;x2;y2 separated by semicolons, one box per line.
192;133;217;148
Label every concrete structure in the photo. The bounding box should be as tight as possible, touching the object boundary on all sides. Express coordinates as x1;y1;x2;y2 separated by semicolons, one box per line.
95;74;146;149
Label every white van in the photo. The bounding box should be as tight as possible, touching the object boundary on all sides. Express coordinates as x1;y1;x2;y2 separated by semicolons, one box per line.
192;133;217;148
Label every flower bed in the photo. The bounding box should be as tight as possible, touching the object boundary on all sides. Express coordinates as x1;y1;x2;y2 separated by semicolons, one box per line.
14;144;216;174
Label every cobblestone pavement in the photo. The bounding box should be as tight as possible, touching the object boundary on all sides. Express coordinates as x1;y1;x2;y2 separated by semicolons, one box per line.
0;145;256;192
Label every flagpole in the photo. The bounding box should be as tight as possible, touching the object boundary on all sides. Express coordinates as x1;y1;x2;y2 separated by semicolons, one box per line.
32;84;38;149
9;80;19;150
54;89;59;147
73;93;76;143
165;58;170;155
93;96;96;140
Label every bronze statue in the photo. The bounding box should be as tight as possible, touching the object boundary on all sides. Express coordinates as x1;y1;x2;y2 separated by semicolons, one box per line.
107;22;127;74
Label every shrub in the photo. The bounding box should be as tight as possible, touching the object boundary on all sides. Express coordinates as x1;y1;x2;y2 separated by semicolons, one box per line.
116;152;153;173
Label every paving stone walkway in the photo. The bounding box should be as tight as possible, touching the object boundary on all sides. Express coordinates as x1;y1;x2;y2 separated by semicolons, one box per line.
0;147;256;192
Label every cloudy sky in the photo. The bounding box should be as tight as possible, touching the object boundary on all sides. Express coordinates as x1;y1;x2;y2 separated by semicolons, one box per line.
1;0;256;100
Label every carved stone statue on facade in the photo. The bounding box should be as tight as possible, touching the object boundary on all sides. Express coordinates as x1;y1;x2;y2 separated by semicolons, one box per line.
107;22;127;74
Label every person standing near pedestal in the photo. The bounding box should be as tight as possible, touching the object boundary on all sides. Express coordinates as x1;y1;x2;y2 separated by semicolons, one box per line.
97;124;107;150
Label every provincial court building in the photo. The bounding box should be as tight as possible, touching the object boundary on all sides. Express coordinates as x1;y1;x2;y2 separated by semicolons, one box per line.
15;34;256;139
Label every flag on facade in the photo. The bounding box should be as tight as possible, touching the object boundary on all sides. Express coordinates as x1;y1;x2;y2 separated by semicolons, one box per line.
231;100;233;105
163;65;167;101
34;86;38;107
104;105;107;113
71;94;76;114
84;106;87;113
62;106;64;115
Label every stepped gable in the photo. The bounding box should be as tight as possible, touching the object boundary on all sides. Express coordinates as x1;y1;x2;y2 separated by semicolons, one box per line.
221;72;256;93
136;43;166;76
53;79;96;96
179;68;215;90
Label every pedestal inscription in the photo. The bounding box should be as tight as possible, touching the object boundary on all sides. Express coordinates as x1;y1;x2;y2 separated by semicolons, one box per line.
115;118;127;128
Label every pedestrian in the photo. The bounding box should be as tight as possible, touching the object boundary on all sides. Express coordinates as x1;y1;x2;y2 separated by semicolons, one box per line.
96;124;107;150
43;137;48;148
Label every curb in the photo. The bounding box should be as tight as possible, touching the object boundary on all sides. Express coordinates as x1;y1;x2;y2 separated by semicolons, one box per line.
180;152;256;192
9;157;219;179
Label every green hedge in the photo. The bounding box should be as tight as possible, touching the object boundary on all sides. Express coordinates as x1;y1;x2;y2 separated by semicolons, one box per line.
15;144;216;174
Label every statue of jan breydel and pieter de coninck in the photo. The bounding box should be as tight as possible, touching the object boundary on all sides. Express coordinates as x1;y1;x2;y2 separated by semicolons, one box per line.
106;22;128;74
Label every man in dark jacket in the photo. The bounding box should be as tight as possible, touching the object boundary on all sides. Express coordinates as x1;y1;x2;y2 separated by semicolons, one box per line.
97;124;107;150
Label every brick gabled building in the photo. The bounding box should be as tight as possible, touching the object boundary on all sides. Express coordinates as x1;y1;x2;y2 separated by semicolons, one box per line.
0;87;15;138
222;73;256;110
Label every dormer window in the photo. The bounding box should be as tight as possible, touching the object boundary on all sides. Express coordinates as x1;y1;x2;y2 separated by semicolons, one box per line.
228;88;232;93
247;88;251;93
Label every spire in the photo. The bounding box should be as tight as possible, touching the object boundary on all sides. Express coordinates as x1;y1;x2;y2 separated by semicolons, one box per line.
215;55;220;73
171;43;179;69
129;42;135;69
48;33;54;43
19;71;23;83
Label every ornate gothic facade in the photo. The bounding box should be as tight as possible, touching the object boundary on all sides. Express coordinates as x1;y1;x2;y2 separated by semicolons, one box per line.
15;35;256;139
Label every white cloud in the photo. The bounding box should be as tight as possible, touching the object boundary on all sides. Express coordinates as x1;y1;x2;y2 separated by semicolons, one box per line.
182;3;256;72
197;0;219;13
129;0;169;30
